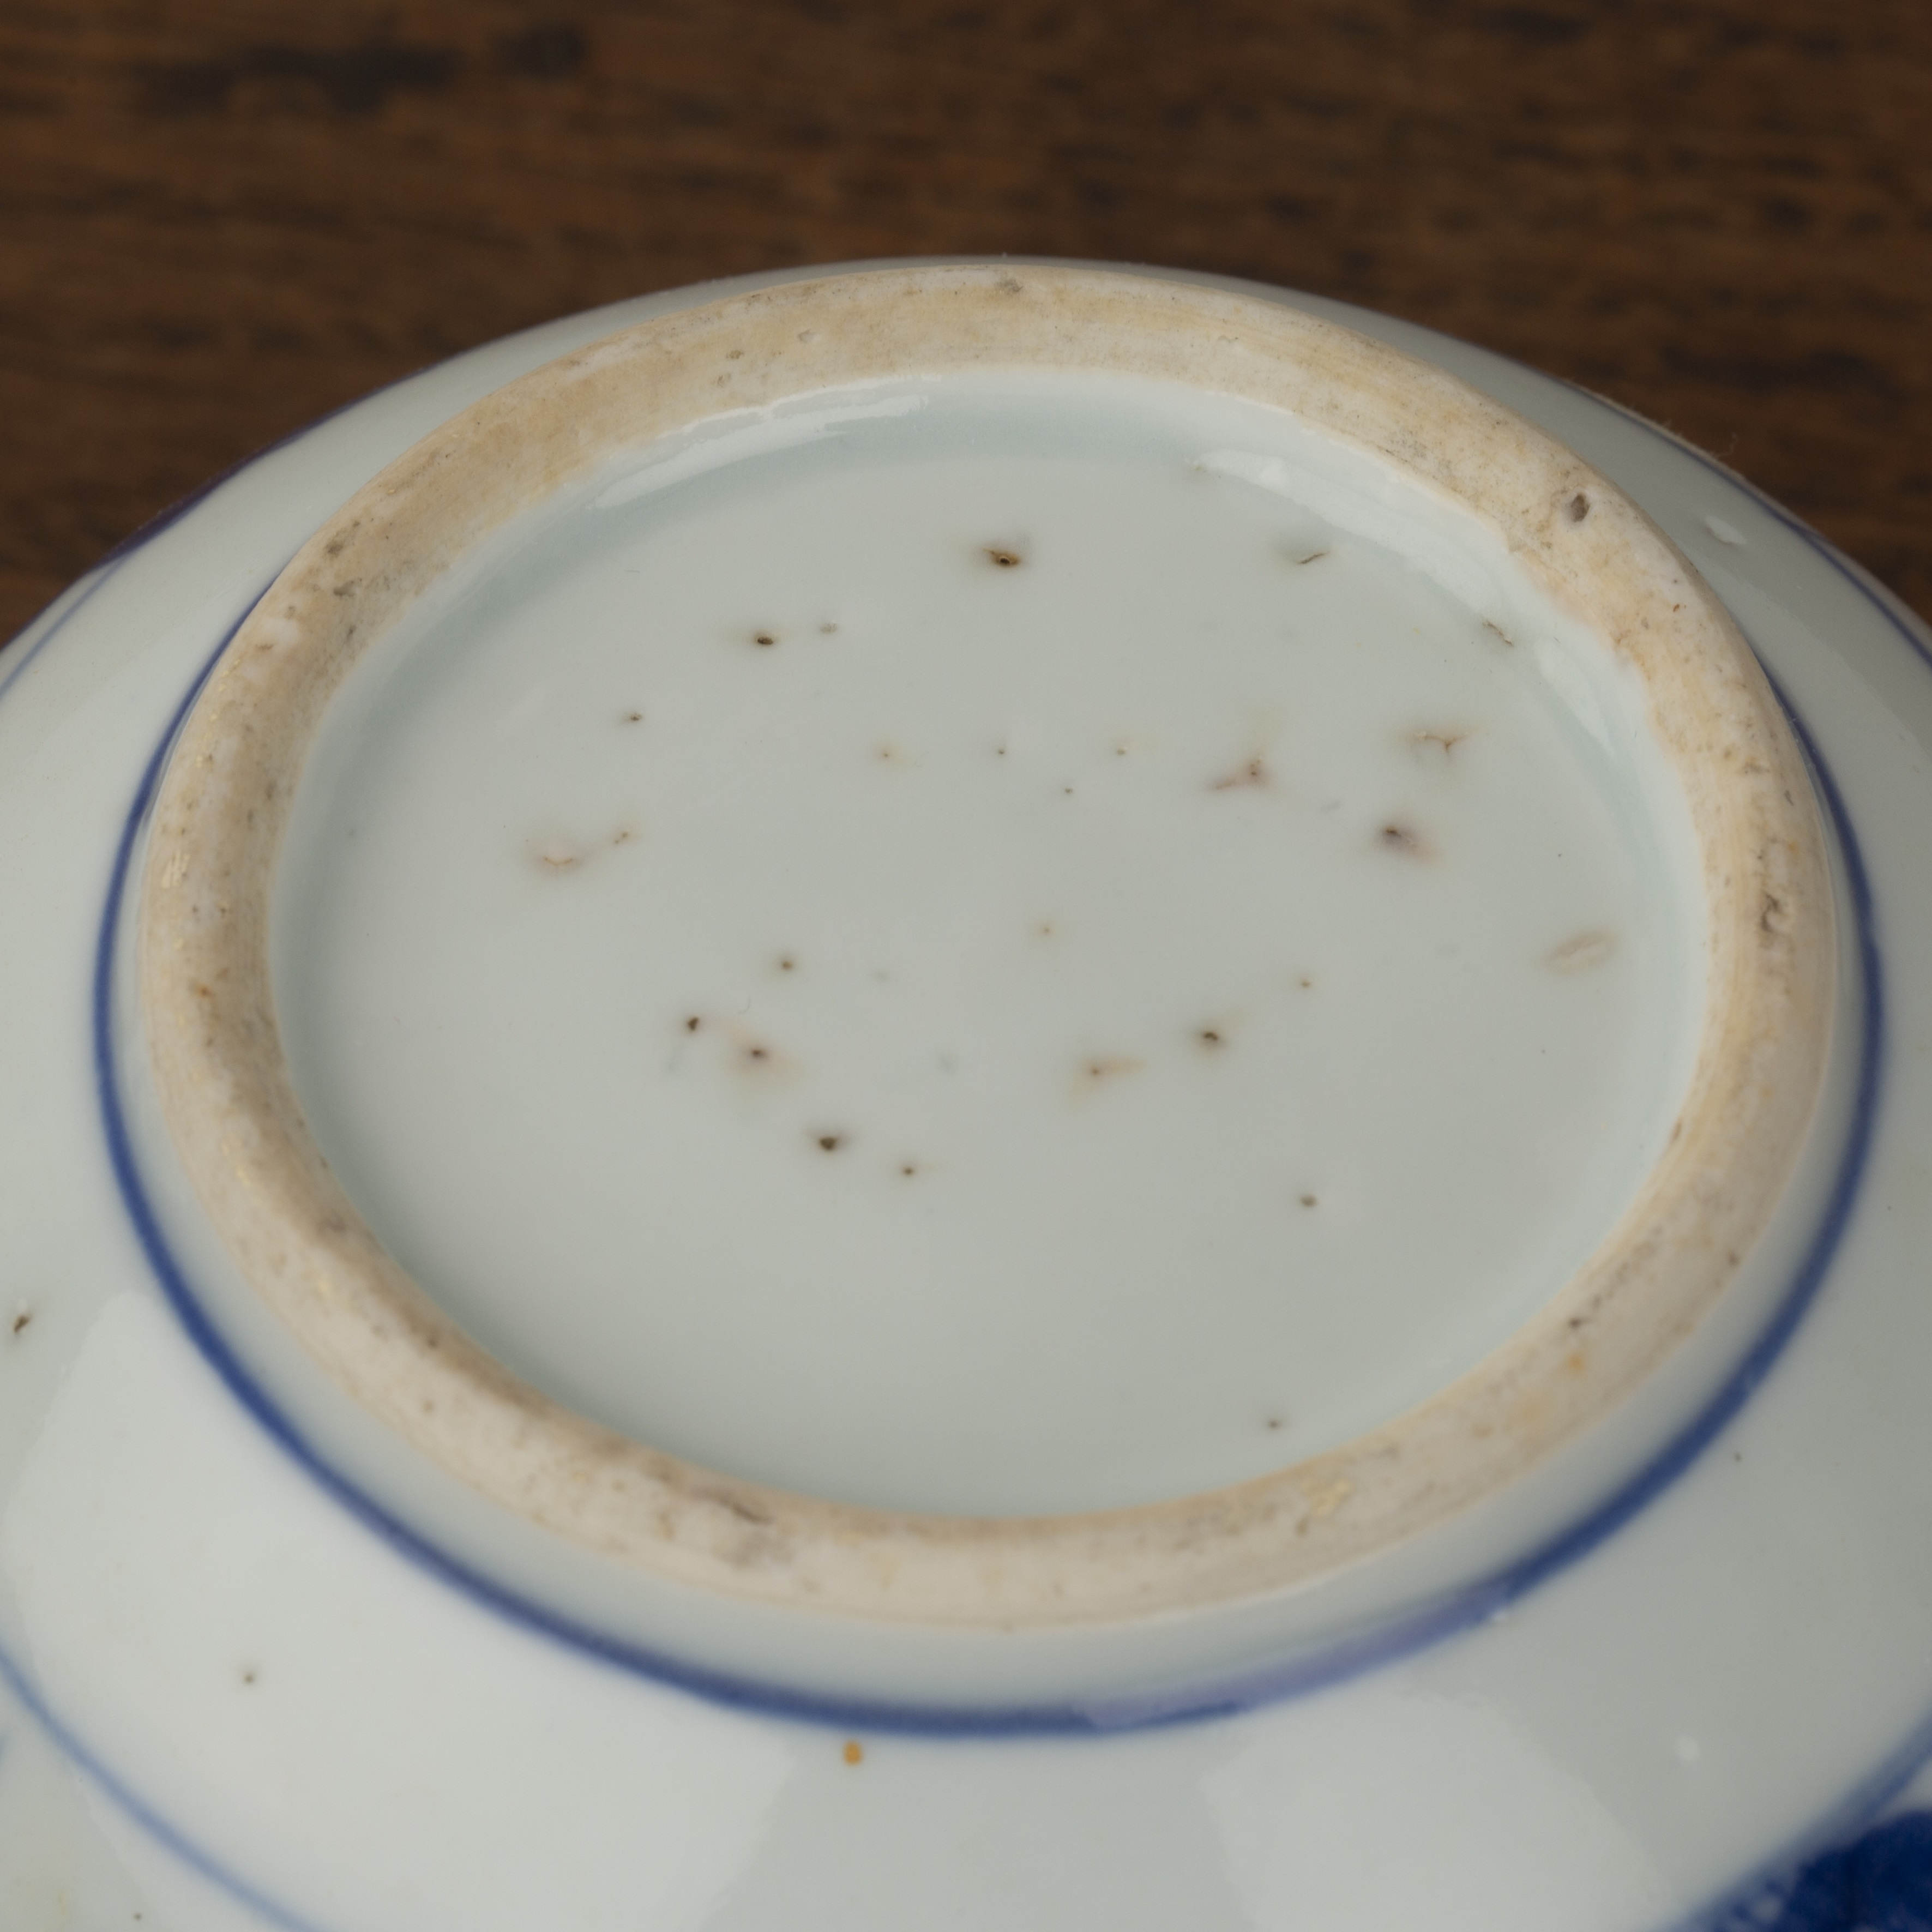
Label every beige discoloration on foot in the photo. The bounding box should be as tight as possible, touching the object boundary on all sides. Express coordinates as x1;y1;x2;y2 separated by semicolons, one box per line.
138;263;1835;1630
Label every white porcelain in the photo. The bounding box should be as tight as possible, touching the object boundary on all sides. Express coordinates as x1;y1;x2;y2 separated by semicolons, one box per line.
1;260;1927;1931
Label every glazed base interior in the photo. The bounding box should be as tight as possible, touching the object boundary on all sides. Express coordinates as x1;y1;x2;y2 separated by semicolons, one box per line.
273;372;1702;1518
137;266;1832;1622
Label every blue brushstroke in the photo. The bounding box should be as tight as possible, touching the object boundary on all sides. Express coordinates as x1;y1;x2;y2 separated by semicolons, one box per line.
1714;1813;1932;1931
0;305;1916;1930
84;592;1885;1738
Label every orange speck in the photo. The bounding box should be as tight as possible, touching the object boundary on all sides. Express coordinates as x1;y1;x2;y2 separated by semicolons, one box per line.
843;1740;864;1766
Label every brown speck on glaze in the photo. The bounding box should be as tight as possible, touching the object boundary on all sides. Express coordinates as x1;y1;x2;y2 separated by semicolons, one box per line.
778;955;797;972
984;545;1025;569
1411;727;1470;759
815;1133;846;1153
1566;491;1592;523
899;1161;920;1178
10;1308;30;1337
1197;1027;1224;1047
1211;755;1269;792
752;631;777;648
535;845;581;872
726;348;744;361
745;1044;771;1063
877;741;913;767
1266;1415;1286;1431
843;1740;865;1765
1547;929;1617;972
1293;547;1331;567
1296;974;1315;990
241;1667;258;1686
1299;1193;1319;1208
1081;1055;1143;1086
1760;890;1790;938
1483;619;1516;648
623;711;643;724
1378;821;1430;858
1036;920;1056;938
685;1015;702;1033
134;263;1837;1634
819;621;838;634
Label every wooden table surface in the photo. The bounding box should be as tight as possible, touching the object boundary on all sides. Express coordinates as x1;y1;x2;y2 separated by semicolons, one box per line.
4;1;1929;643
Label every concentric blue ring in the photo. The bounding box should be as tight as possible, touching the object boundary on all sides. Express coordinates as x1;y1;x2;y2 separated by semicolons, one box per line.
87;499;1885;1744
0;314;1919;1932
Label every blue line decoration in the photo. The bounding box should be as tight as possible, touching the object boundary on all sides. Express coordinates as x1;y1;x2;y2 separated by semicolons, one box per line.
1710;1812;1932;1931
0;323;1922;1932
0;1642;327;1932
82;487;1887;1744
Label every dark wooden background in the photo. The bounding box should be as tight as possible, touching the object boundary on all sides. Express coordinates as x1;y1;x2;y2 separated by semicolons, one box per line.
4;1;1929;643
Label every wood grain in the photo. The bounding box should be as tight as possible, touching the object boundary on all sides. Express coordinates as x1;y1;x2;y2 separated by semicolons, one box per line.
4;0;1929;640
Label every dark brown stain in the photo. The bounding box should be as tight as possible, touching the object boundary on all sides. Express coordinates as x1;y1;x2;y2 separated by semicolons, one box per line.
900;1161;920;1177
1299;1193;1319;1207
1198;1027;1223;1046
1760;890;1789;936
753;631;777;647
816;1132;846;1152
1566;491;1592;523
984;545;1024;568
1084;1055;1142;1083
1295;547;1331;565
241;1666;258;1686
623;711;643;723
745;1044;771;1063
1483;620;1516;648
1266;1415;1285;1430
685;1015;701;1032
10;1309;30;1336
1379;821;1429;857
778;955;796;971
